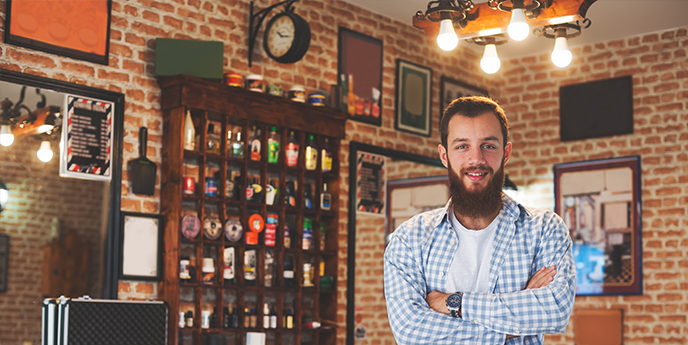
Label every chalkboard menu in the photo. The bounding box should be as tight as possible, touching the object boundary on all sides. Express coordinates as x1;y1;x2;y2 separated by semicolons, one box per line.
356;152;386;214
60;95;113;181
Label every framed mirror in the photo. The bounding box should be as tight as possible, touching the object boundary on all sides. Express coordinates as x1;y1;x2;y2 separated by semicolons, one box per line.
0;70;124;344
347;141;446;345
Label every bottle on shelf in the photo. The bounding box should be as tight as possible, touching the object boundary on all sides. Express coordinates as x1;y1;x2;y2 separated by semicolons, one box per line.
303;218;313;250
264;250;275;287
223;247;234;284
284;256;295;288
202;257;215;284
231;307;239;328
305;134;317;170
185;311;194;328
320;222;326;251
210;307;217;328
223;306;230;329
283;223;291;248
243;308;251;328
265;179;278;205
249;308;258;328
321;137;333;172
285;130;299;167
340;74;348;113
249;126;261;161
267;126;279;163
183;110;195;151
303;183;312;209
232;127;244;158
320;183;332;211
244;249;257;286
180;256;191;283
347;74;355;116
284;180;296;207
206;123;220;154
263;303;270;329
303;261;313;287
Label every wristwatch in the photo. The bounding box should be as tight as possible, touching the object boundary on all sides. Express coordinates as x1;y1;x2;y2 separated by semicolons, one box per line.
446;292;463;318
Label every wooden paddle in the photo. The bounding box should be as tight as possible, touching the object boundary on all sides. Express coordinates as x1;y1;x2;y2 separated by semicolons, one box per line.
129;127;156;195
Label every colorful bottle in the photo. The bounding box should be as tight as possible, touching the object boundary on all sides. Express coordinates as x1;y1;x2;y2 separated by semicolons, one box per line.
320;222;326;251
304;184;312;209
285;131;299;167
302;218;312;250
305;135;317;170
284;256;295;288
347;74;355;116
232;128;244;158
321;138;333;172
249;126;261;161
183;111;195;151
267;127;279;163
206;123;220;154
320;183;331;211
284;180;296;207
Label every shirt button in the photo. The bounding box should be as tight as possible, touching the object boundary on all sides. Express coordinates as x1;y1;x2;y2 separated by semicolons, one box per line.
450;240;455;245
474;320;479;324
440;272;445;277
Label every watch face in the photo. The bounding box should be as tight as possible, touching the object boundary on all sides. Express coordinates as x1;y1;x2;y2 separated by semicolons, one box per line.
225;218;243;242
446;293;462;308
203;216;222;240
181;214;201;239
266;15;295;58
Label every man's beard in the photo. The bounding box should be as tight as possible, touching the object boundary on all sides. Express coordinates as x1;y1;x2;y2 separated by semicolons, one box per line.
448;160;505;219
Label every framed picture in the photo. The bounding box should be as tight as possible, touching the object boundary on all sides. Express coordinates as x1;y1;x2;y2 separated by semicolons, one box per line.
60;95;115;182
553;156;642;296
0;234;8;293
385;176;448;245
119;212;163;280
338;28;383;126
4;0;112;65
355;151;386;215
439;76;489;120
395;60;433;137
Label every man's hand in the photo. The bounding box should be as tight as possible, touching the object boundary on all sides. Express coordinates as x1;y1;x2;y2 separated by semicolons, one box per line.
526;265;557;289
426;291;452;315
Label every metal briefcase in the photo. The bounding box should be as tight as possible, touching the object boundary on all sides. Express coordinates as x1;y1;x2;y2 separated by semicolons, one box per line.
42;296;168;345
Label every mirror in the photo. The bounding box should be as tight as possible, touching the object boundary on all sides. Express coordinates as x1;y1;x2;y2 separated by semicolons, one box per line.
0;70;124;344
346;141;446;345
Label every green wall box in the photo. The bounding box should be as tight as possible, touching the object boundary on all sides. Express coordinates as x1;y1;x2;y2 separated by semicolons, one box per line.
155;38;223;80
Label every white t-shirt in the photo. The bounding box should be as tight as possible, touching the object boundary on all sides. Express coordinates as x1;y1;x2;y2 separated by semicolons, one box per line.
445;209;501;293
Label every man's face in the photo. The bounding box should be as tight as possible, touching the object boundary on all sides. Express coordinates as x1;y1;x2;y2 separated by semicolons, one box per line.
438;112;512;217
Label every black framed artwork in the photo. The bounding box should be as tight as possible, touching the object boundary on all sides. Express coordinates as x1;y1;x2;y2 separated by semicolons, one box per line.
119;212;163;281
0;234;8;293
439;76;489;120
338;27;383;126
553;156;642;296
395;59;432;137
4;0;112;65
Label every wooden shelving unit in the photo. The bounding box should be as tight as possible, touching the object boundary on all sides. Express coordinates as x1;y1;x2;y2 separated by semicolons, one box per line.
158;75;346;345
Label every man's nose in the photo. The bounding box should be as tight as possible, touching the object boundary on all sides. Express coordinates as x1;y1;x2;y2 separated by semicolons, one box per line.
467;146;486;165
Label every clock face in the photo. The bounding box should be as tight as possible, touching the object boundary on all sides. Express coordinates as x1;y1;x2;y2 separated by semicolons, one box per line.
266;15;295;58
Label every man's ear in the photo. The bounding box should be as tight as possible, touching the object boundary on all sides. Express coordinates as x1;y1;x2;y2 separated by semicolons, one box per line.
438;144;449;168
503;142;512;165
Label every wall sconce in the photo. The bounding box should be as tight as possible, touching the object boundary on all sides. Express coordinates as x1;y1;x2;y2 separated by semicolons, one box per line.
534;19;591;68
0;179;9;213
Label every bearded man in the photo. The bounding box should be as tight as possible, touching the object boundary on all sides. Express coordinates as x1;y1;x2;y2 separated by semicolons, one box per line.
384;96;576;345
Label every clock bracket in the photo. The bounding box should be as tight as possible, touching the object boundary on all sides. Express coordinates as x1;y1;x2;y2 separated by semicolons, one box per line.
248;0;301;67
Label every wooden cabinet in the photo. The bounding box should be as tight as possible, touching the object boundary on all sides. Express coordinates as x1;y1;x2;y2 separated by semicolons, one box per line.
158;75;346;345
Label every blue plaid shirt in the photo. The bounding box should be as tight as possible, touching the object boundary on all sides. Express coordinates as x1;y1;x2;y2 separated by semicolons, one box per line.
384;195;576;344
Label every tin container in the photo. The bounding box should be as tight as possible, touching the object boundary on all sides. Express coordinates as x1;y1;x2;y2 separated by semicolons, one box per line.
246;75;264;92
308;93;326;106
288;86;306;103
224;72;243;87
205;177;218;197
183;176;196;194
267;84;283;97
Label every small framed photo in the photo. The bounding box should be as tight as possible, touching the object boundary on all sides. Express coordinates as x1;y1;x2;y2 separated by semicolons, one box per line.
553;156;642;296
439;76;489;120
4;0;112;65
119;212;163;280
395;60;432;137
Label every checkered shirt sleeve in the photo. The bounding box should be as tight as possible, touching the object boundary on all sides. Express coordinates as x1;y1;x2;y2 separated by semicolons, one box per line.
384;197;576;345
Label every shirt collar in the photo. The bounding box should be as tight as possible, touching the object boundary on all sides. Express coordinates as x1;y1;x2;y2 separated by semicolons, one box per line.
436;193;528;230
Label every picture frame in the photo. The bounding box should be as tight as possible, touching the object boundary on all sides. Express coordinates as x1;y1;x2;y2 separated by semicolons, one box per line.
553;156;642;296
395;59;432;137
4;0;112;65
338;28;383;126
0;234;8;293
355;151;386;215
385;176;449;245
439;76;489;120
119;212;163;281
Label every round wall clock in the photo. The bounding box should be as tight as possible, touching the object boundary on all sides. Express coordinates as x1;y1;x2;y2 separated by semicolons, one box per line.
263;11;311;64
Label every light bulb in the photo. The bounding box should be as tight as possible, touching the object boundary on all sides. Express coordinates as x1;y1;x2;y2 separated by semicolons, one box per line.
37;141;54;162
437;19;459;51
0;125;14;147
551;36;572;68
507;8;529;41
37;124;54;133
480;44;501;74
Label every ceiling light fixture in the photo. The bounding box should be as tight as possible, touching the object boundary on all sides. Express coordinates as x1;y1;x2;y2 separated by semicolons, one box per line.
416;0;476;51
0;125;14;147
534;19;591;68
488;0;549;41
37;140;54;163
471;35;508;74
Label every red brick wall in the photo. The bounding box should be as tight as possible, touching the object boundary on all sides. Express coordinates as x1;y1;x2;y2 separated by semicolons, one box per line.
0;138;105;345
0;0;685;344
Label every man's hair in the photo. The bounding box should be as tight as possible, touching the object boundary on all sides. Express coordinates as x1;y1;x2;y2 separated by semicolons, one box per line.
440;96;509;149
